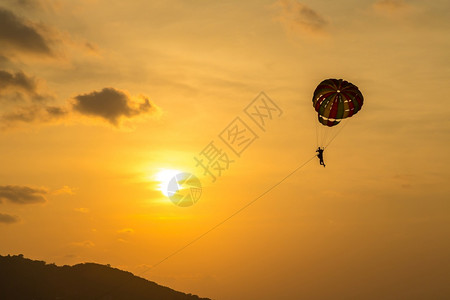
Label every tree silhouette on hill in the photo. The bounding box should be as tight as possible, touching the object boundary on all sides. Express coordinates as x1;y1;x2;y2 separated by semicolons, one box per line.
0;254;211;300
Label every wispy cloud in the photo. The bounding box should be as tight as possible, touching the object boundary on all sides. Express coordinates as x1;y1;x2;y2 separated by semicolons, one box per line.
0;103;67;130
0;70;37;95
0;69;52;102
373;0;412;15
0;69;66;130
275;0;328;37
52;185;75;195
0;212;20;224
117;228;134;243
0;185;47;204
74;207;89;213
117;228;134;234
71;240;95;248
6;0;59;11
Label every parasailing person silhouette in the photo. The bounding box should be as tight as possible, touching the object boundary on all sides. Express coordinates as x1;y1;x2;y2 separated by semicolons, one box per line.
312;78;364;166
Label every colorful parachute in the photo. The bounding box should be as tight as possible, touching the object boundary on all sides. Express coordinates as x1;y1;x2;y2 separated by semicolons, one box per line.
313;78;364;127
312;78;364;148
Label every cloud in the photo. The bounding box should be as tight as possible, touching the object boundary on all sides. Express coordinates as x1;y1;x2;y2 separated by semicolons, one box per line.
0;212;20;224
0;70;49;102
45;105;66;117
0;5;98;62
117;228;134;242
52;185;75;195
0;75;157;130
117;228;134;234
84;42;99;55
0;8;156;132
0;7;52;56
5;0;61;13
72;88;156;126
0;55;12;68
0;104;67;129
14;0;38;8
74;207;89;213
71;240;95;248
275;0;328;36
0;69;68;129
10;0;43;10
0;69;36;92
0;185;47;204
373;0;411;14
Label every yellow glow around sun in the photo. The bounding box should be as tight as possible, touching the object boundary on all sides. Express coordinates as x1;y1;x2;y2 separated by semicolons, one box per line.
154;169;183;197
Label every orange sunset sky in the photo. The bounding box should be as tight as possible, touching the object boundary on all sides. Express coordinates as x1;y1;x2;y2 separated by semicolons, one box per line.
1;0;449;299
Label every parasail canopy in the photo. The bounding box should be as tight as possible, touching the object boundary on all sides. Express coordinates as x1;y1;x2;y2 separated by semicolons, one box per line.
312;78;364;127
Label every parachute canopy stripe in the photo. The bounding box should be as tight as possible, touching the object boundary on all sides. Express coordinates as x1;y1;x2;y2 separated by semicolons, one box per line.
312;78;364;127
318;114;340;127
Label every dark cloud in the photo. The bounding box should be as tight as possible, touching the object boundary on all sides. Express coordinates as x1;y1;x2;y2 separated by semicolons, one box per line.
0;185;47;204
72;88;155;125
0;70;37;94
0;213;20;224
276;0;328;36
45;105;66;117
0;7;52;55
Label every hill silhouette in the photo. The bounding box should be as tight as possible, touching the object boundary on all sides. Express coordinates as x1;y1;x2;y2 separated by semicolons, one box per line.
0;254;211;300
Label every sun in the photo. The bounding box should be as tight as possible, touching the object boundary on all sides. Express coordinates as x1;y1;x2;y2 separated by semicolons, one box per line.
154;169;183;197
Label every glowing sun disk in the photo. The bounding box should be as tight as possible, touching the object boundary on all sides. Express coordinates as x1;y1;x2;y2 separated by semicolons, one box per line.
154;169;182;197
